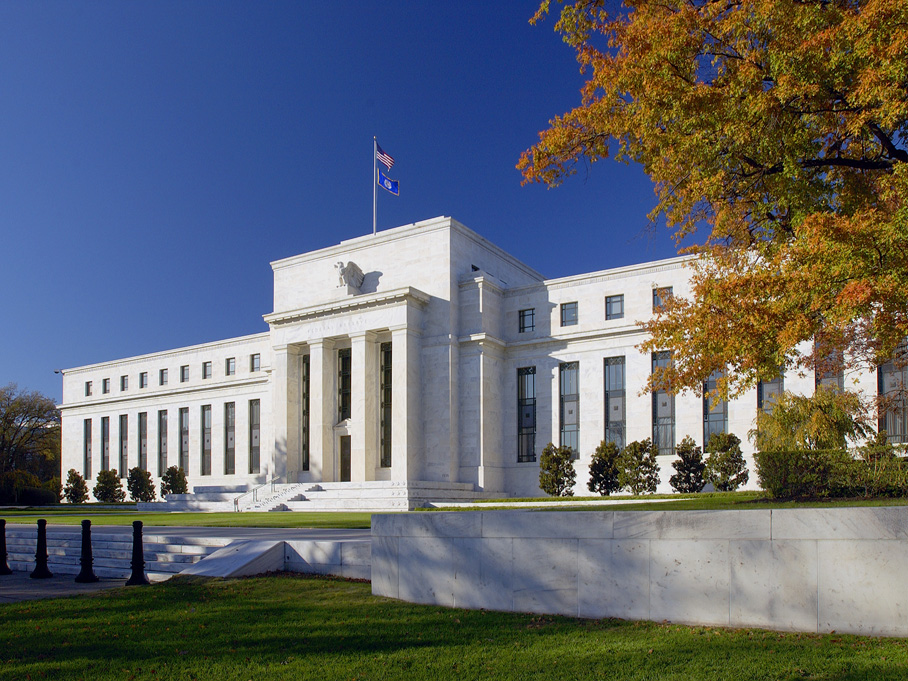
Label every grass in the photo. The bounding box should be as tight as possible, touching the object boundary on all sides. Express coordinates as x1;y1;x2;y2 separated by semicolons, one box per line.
1;573;907;680
1;509;372;529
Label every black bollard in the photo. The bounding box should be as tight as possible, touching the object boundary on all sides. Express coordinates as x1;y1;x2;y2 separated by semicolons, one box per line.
125;520;150;586
30;519;53;579
74;519;99;583
0;519;12;575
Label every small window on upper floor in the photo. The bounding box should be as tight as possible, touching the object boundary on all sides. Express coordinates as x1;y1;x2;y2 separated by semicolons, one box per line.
251;354;261;372
180;365;189;383
202;361;212;379
120;375;128;392
560;302;578;327
102;378;110;394
653;287;673;311
139;372;148;389
226;357;236;376
159;368;168;386
519;308;535;333
85;381;92;397
605;294;624;321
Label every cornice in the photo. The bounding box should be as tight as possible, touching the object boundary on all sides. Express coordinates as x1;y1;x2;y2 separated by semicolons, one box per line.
264;286;430;327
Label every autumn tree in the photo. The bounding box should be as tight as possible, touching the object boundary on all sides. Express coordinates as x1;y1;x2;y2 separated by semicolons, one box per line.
520;0;908;396
0;384;61;479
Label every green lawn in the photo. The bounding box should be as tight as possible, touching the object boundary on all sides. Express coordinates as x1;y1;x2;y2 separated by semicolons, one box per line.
1;509;372;529
1;573;906;680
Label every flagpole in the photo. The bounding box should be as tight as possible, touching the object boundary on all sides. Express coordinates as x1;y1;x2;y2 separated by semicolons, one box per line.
372;137;377;236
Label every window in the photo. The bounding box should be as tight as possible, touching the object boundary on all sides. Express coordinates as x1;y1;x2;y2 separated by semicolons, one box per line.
703;370;728;446
653;287;673;311
301;354;310;472
758;373;784;414
85;381;92;397
560;362;579;457
605;295;624;321
226;357;236;376
101;416;110;471
179;407;189;474
83;419;92;479
249;399;261;474
201;405;212;475
120;375;128;392
225;402;236;475
519;308;535;333
517;367;536;462
202;361;212;380
159;368;168;386
380;344;392;468
119;414;128;477
652;352;675;456
138;412;148;471
878;344;908;444
250;353;261;372
180;365;189;383
157;410;168;477
139;372;148;389
560;302;578;327
102;378;110;394
338;348;352;421
604;357;626;450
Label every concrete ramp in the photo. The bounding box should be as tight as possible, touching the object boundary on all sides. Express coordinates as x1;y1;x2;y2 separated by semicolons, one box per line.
181;540;285;578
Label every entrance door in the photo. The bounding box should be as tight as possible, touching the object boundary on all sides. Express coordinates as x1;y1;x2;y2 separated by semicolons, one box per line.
340;435;351;482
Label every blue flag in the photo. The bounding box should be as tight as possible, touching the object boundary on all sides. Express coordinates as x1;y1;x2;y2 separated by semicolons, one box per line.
378;169;399;196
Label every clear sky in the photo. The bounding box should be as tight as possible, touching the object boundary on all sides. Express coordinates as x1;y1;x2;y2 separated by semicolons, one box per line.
1;1;681;402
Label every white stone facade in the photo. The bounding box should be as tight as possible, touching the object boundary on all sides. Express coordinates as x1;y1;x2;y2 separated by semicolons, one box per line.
59;216;883;499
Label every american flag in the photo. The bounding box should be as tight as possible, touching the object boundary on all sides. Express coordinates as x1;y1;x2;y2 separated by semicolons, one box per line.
376;142;395;170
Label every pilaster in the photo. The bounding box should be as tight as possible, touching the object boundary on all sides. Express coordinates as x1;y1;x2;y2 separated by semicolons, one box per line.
391;326;422;482
351;331;379;482
271;344;302;482
308;338;336;481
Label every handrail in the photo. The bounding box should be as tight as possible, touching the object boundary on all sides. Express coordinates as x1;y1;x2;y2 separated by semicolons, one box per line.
233;476;285;512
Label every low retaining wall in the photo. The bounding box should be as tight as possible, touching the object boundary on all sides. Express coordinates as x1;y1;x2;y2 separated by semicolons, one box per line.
371;508;908;636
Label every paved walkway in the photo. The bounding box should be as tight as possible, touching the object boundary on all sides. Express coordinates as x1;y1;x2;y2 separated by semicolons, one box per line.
0;571;128;603
6;524;371;541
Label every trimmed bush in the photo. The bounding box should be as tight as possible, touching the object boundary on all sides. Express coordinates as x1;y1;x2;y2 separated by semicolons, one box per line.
18;486;59;505
126;467;157;502
588;440;621;496
754;449;855;499
63;469;89;504
160;466;188;496
539;443;576;497
705;432;749;492
670;436;706;493
93;469;126;503
618;439;660;494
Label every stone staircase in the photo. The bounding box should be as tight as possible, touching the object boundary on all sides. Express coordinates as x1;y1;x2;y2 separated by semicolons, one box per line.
4;526;232;580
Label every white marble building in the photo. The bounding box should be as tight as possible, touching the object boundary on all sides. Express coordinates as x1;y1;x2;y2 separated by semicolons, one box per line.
59;216;896;505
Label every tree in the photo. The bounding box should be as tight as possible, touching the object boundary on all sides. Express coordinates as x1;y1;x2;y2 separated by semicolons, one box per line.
126;467;156;502
539;443;577;496
704;432;749;492
0;384;61;478
520;1;908;396
63;469;89;504
160;465;188;496
670;436;706;494
588;440;622;495
618;439;660;494
750;388;871;451
93;469;126;503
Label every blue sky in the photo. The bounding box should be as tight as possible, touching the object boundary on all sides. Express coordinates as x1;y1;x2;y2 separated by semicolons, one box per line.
1;1;680;402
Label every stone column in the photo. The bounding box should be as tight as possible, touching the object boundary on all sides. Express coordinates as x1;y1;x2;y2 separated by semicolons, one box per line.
271;345;302;482
351;331;378;482
390;327;421;482
308;338;336;482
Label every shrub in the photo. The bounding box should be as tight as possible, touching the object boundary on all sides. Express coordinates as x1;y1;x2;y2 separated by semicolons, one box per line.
539;443;576;497
18;486;59;505
751;388;870;451
126;467;157;502
588;440;621;496
754;449;855;499
705;432;749;492
160;466;188;496
93;469;126;503
63;469;89;504
618;439;660;494
670;436;706;493
0;470;43;504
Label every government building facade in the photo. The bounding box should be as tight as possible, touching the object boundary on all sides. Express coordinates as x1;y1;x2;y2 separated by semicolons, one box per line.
58;216;899;507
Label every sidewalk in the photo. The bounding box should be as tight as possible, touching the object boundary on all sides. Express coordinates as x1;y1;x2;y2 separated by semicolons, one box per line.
0;570;131;604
